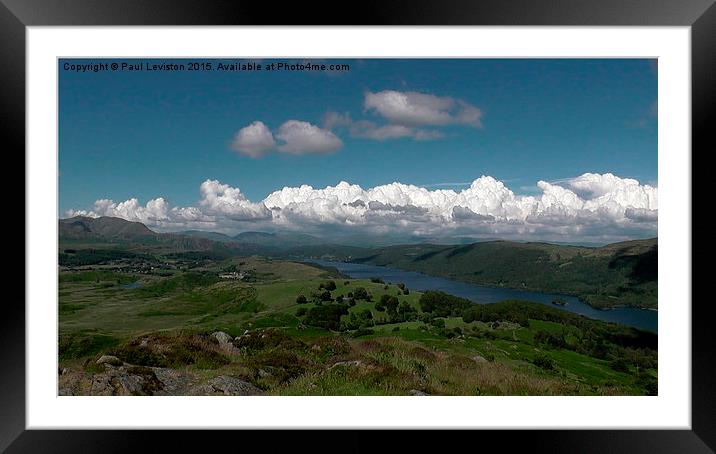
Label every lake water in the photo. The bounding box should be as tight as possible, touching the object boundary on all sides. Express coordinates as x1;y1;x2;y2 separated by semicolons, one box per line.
309;260;657;333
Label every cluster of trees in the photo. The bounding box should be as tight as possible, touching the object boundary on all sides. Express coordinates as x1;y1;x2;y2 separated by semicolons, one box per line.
303;304;349;331
295;284;657;391
296;282;378;330
340;309;375;331
419;291;472;317
375;294;418;323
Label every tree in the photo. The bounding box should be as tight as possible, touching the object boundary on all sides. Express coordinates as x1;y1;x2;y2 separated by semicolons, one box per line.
375;299;386;312
318;290;333;302
296;295;308;305
379;294;400;317
320;280;337;291
353;287;370;301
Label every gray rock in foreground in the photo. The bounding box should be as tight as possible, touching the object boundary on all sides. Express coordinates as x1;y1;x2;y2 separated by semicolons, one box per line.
189;375;264;396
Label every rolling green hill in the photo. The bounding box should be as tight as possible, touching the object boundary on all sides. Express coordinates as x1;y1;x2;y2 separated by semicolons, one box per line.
59;216;275;256
352;239;657;310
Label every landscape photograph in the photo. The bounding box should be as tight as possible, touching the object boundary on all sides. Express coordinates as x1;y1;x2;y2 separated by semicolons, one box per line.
58;58;658;396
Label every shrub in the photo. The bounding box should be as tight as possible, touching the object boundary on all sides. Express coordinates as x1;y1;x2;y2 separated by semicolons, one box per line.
304;304;349;331
353;287;370;301
532;354;555;371
352;328;374;338
609;357;630;373
319;280;337;291
318;290;333;302
296;295;308;304
636;370;658;396
295;307;307;317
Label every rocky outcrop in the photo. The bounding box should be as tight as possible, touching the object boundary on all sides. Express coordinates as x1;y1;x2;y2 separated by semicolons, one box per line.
59;363;262;396
328;360;363;370
96;355;123;366
212;331;241;355
188;375;264;396
88;364;164;396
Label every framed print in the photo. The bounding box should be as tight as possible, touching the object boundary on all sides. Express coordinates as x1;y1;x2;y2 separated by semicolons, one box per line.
4;0;713;451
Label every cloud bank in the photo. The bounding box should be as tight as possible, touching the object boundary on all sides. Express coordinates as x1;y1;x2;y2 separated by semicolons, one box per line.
64;173;657;243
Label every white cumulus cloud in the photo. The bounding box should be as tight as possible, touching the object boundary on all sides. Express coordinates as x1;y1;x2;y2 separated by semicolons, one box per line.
198;179;272;221
276;120;343;154
364;90;483;128
324;112;443;142
231;120;342;157
231;121;276;158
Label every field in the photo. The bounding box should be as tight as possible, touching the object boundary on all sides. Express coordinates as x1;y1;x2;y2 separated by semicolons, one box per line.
58;254;657;396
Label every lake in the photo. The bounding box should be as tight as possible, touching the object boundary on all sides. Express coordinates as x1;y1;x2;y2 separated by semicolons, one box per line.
309;260;657;333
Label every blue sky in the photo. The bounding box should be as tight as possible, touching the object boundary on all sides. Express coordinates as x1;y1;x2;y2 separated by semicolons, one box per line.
59;58;657;242
60;58;656;209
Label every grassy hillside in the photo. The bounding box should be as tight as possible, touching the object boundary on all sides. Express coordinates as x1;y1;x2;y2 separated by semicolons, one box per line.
58;253;656;396
352;239;657;309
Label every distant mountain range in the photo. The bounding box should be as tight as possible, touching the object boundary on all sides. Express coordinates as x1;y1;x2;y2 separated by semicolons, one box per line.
59;216;273;257
180;230;326;249
58;216;657;309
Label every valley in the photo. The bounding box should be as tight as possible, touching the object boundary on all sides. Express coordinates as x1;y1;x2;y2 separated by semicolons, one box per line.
58;216;658;396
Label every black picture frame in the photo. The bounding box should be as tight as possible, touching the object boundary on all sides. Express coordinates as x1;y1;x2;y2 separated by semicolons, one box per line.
3;0;712;452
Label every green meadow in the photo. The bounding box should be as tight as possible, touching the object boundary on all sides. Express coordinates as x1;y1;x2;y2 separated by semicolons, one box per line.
58;256;656;396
